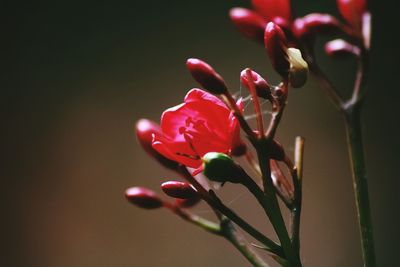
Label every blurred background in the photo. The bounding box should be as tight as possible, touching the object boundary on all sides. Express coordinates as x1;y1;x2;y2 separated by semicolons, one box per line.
3;0;400;266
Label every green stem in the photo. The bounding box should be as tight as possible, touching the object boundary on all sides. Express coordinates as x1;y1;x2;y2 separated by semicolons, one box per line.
256;142;302;267
290;137;305;251
171;206;221;234
169;204;269;266
344;105;376;267
221;219;270;267
178;166;284;257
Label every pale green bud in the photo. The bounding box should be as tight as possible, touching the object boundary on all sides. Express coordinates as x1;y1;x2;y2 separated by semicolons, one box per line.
287;48;309;88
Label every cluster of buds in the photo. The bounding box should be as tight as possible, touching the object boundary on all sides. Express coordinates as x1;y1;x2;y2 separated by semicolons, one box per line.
230;0;370;64
125;1;371;266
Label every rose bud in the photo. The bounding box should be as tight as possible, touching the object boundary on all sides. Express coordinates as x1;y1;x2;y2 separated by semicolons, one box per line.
229;8;267;44
287;48;308;88
324;39;361;58
175;197;201;208
264;22;290;77
125;187;163;209
161;181;198;199
186;58;228;94
202;152;242;183
135;119;179;170
337;0;367;31
252;0;292;22
292;14;345;38
240;69;272;99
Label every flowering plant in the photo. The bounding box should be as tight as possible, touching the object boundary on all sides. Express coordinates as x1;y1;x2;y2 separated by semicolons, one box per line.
125;0;374;266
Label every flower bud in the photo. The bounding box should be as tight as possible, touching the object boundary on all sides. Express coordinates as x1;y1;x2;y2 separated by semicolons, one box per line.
202;152;241;183
161;181;198;199
125;187;163;209
175;197;201;208
337;0;367;31
135;119;179;170
229;8;267;44
186;58;228;94
325;39;361;58
292;14;344;38
287;48;308;88
264;22;290;77
252;0;291;21
272;17;292;37
240;69;271;99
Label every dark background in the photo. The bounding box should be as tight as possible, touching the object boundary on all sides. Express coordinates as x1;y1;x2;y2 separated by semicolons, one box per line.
3;0;400;266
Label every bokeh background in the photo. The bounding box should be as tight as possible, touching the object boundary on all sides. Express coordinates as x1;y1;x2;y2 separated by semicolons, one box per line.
4;0;400;266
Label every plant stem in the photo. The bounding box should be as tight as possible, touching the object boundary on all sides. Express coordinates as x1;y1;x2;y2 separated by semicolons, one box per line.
290;137;305;251
344;105;376;267
167;204;221;234
256;142;302;267
169;204;269;267
221;219;270;267
178;166;284;257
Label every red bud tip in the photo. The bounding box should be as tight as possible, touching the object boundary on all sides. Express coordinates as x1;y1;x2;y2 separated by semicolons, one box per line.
229;8;267;44
135;119;179;170
325;39;360;58
337;0;367;31
161;181;198;199
136;119;160;154
252;0;291;21
264;22;290;77
240;69;271;99
292;14;344;38
125;187;163;209
186;58;228;94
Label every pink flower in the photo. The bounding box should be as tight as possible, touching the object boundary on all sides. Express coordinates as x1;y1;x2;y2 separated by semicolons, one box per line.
152;89;243;169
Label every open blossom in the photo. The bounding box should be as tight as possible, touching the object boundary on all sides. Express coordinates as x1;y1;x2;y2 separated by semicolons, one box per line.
152;89;243;169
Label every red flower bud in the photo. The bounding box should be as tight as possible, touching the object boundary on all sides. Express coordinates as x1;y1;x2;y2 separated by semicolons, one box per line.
325;39;360;58
186;58;228;94
337;0;367;31
252;0;291;21
292;14;345;38
264;22;290;77
161;181;198;199
240;69;271;99
175;197;201;208
125;187;163;209
229;8;267;44
135;119;179;170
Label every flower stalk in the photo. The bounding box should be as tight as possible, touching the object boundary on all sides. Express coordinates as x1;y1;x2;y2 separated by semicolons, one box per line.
343;105;375;267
